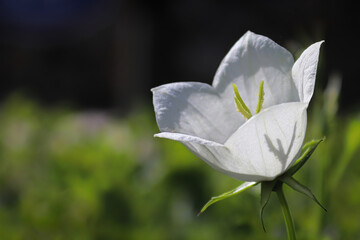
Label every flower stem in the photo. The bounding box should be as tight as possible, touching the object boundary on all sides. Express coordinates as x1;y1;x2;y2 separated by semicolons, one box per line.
276;184;296;240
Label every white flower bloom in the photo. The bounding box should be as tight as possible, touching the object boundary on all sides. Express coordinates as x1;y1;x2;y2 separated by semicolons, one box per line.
152;31;323;182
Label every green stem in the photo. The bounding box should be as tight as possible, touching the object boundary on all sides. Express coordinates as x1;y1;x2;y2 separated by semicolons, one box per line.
276;184;296;240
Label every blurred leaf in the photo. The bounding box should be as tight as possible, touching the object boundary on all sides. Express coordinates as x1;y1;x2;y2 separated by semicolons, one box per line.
330;119;360;189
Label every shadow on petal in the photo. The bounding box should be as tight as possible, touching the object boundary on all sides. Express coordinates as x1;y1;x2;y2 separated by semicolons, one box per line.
264;123;297;172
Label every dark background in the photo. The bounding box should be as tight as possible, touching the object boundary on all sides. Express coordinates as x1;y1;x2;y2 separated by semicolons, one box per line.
0;0;358;112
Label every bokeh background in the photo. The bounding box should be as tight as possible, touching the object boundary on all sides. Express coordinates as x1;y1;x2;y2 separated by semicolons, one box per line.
0;0;359;239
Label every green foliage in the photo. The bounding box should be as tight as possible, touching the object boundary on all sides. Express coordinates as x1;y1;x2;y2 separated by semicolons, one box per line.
0;86;359;240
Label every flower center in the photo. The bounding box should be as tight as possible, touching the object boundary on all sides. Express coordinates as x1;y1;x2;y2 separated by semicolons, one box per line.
232;80;265;120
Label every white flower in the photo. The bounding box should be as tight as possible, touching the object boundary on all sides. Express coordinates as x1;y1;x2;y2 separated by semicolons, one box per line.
152;31;323;182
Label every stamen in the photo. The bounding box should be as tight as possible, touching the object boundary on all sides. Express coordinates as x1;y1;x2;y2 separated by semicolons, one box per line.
232;83;252;120
255;80;265;114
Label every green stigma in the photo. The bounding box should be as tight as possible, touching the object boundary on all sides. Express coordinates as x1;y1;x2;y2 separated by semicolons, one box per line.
256;80;265;114
233;80;265;120
232;83;252;120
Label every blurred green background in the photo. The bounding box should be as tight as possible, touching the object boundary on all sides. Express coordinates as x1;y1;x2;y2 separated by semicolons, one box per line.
1;1;360;239
0;77;359;239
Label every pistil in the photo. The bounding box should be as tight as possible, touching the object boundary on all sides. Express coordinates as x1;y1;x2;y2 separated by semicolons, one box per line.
233;80;265;120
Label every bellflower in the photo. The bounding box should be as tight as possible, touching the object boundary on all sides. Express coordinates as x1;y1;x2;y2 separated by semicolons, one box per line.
152;31;323;182
152;32;326;238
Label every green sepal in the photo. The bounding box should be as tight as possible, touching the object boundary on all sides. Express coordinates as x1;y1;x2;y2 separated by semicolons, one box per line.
198;181;258;216
280;176;327;212
260;180;277;232
284;137;325;177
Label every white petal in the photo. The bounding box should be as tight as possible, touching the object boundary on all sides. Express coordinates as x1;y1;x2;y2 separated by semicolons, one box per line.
213;31;299;115
224;102;308;181
292;41;324;104
155;132;263;181
152;82;240;143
